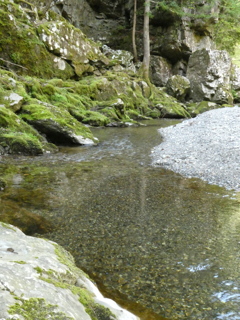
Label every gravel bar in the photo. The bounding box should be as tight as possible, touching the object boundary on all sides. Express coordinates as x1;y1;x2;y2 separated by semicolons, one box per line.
151;106;240;191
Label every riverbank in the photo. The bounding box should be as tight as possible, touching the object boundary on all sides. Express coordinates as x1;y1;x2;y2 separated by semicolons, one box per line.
151;106;240;191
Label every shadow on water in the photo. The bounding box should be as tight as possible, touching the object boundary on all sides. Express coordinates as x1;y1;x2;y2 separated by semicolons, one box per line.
1;119;240;320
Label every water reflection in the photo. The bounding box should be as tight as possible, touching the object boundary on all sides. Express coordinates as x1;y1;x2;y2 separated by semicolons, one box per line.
0;120;240;320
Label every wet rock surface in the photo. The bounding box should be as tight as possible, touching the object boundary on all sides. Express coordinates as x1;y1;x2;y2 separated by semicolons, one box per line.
152;106;240;191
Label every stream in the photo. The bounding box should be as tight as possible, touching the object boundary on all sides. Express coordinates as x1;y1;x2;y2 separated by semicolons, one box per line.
1;119;240;320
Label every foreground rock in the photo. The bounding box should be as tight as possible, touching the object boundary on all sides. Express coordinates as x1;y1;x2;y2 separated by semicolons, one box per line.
152;106;240;191
0;222;139;320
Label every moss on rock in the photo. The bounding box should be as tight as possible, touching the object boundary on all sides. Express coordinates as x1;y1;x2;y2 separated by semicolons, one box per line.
0;106;56;154
20;100;95;145
186;101;221;117
8;297;75;320
37;20;109;77
0;1;74;79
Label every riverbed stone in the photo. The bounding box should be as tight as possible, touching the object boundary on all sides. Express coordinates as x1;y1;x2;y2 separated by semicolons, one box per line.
0;222;139;320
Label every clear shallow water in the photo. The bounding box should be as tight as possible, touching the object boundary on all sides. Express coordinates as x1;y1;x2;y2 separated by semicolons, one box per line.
1;119;240;320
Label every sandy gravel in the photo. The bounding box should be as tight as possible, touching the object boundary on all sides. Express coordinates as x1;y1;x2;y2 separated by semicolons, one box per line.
151;106;240;191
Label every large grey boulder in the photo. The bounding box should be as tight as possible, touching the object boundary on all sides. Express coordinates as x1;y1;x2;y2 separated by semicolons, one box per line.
0;222;139;320
186;49;233;104
231;64;240;91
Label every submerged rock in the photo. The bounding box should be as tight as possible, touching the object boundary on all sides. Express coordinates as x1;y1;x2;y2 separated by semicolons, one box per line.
0;222;139;320
0;200;53;235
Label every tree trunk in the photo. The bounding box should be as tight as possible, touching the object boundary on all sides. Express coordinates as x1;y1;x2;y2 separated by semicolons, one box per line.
132;0;138;62
142;0;150;81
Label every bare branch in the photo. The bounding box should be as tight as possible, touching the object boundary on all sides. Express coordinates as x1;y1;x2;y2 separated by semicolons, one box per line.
0;58;28;70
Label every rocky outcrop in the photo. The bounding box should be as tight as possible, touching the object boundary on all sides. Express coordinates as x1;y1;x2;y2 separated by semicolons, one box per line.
0;65;189;155
0;222;139;320
186;49;233;104
54;0;216;71
37;20;109;77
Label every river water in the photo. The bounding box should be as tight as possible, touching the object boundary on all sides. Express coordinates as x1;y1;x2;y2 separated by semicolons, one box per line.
1;119;240;320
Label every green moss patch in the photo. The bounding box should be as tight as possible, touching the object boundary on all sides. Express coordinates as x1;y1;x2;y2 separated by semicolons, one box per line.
0;106;55;154
0;2;74;79
8;297;74;320
20;100;94;144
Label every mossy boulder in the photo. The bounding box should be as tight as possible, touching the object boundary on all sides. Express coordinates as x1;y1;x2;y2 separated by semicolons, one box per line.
0;1;74;79
0;178;6;191
69;108;110;127
150;87;191;118
0;223;138;320
37;20;109;77
186;101;221;117
0;106;56;155
166;75;190;102
20;100;97;145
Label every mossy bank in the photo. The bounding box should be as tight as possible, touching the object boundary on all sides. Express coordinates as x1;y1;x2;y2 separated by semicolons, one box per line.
0;0;191;155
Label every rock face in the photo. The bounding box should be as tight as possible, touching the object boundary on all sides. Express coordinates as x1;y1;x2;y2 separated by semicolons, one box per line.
187;49;233;103
56;0;216;73
38;20;109;77
0;222;139;320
